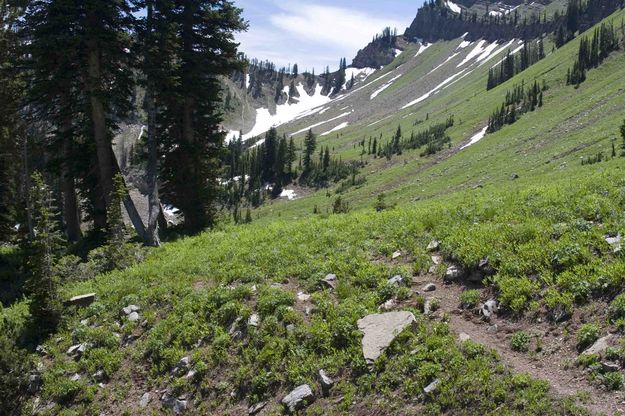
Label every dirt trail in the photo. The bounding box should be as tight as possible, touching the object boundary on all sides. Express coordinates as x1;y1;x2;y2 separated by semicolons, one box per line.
411;275;625;416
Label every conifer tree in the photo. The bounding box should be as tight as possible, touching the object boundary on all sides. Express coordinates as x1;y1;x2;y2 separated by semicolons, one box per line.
303;129;316;173
158;0;247;233
26;172;64;333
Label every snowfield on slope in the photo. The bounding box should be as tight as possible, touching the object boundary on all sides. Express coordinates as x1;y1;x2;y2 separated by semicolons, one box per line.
461;126;488;149
228;83;332;142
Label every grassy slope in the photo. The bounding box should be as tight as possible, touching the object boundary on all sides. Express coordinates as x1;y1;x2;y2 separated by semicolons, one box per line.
4;165;624;414
255;8;625;222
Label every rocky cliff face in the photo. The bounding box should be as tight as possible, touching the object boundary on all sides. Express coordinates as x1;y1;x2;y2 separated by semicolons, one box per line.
351;36;409;69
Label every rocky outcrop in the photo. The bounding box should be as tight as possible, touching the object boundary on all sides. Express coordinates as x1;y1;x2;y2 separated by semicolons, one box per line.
357;311;417;363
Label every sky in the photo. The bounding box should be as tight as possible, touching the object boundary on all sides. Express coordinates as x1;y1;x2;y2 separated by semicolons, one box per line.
234;0;425;73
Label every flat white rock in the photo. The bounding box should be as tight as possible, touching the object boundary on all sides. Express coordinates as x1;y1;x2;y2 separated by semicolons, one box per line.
357;311;416;363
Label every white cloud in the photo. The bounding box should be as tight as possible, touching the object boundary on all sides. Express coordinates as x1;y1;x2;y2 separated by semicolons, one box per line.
236;1;406;72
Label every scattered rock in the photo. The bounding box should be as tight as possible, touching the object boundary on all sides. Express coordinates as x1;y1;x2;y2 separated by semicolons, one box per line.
422;283;436;292
28;372;41;393
388;275;403;286
602;362;620;372
140;392;151;408
427;240;440;252
70;373;81;382
486;324;499;334
444;265;462;282
161;393;188;415
584;335;616;356
297;292;311;302
127;311;140;322
319;370;334;395
392;250;402;260
458;333;471;342
281;384;314;413
172;357;190;377
478;258;494;275
185;370;197;379
228;317;242;335
321;274;337;289
605;234;623;253
511;173;519;180
428;265;438;274
549;305;570;323
286;324;296;333
64;293;96;308
67;343;86;358
481;300;498;321
357;311;417;363
93;370;105;382
379;299;397;311
248;314;260;327
248;401;268;415
35;345;48;356
423;379;440;395
121;305;140;316
431;255;442;265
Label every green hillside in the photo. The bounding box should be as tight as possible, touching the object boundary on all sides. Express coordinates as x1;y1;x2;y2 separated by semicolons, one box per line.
3;2;625;416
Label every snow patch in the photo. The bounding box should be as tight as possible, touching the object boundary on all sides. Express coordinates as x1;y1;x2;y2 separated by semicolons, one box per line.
370;74;402;100
415;42;432;57
343;67;377;90
445;1;462;13
320;122;349;136
368;115;393;127
402;69;469;109
456;40;471;50
291;111;352;136
457;40;487;67
427;52;460;75
394;49;403;57
280;189;298;200
241;83;331;141
461;126;488;149
245;73;250;90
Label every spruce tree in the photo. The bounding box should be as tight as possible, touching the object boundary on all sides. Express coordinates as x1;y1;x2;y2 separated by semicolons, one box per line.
159;0;247;234
26;172;64;333
303;129;316;173
620;119;625;154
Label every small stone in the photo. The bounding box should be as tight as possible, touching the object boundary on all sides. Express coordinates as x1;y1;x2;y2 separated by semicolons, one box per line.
172;357;190;376
422;283;436;292
423;379;440;394
185;370;197;379
424;298;434;316
459;332;471;342
67;343;86;358
605;234;623;253
70;373;81;382
161;393;188;415
281;384;314;413
286;324;296;333
35;345;48;356
388;275;403;286
445;265;462;282
65;293;96;308
248;401;267;415
321;274;337;289
80;319;89;326
379;299;397;311
121;305;140;316
486;324;499;334
428;265;438;274
140;392;151;408
481;300;498;320
431;255;442;265
297;292;311;302
392;250;402;260
584;335;616;356
427;240;440;252
248;314;260;327
319;370;334;394
601;362;620;372
93;370;105;382
127;311;140;322
228;318;242;335
511;173;519;180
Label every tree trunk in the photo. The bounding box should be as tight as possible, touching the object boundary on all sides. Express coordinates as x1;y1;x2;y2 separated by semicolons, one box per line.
144;0;160;247
60;99;82;241
85;17;114;223
111;155;146;241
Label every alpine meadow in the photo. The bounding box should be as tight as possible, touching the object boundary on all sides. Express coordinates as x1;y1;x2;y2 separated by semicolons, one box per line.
3;0;625;415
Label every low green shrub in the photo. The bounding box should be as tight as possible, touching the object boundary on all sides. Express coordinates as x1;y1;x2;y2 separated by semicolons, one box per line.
576;324;600;350
459;290;481;309
511;331;531;352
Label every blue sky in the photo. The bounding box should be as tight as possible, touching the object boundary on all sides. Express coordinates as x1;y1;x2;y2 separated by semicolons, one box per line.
234;0;425;72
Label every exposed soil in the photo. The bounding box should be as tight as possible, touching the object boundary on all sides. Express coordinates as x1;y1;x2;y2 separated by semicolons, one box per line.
410;272;625;416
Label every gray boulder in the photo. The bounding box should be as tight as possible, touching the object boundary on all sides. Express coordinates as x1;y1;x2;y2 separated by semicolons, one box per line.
281;384;314;413
481;300;498;320
121;305;140;316
319;369;334;395
127;311;140;322
321;274;337;289
171;356;190;377
65;293;96;308
605;234;623;253
388;275;403;286
445;265;462;282
357;311;417;363
458;332;471;342
427;240;440;252
423;379;440;395
392;250;402;260
248;313;260;327
161;393;188;415
248;401;267;415
584;334;616;356
422;283;436;292
140;392;151;408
